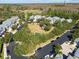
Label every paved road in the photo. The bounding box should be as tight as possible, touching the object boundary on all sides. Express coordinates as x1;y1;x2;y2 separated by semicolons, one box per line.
8;33;28;59
51;31;71;45
8;29;72;59
8;21;79;59
8;42;28;59
35;31;71;59
34;21;79;59
35;43;54;59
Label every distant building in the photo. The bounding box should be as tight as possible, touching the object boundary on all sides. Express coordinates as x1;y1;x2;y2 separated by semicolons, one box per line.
29;15;73;24
46;16;61;24
29;15;43;22
29;15;34;20
33;15;42;22
60;18;65;22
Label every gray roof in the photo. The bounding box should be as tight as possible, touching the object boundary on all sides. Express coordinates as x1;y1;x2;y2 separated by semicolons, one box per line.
74;38;79;43
0;16;19;35
67;55;74;59
54;54;63;59
74;48;79;57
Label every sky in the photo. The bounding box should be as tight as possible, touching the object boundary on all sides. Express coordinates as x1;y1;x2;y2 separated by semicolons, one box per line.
0;0;79;3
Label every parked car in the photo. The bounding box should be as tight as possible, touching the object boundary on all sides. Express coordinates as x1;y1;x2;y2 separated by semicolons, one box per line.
51;40;55;43
7;49;10;55
56;37;60;40
67;35;72;41
70;30;75;33
37;47;42;51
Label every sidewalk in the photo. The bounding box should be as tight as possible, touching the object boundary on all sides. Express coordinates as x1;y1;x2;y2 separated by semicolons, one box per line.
3;43;7;59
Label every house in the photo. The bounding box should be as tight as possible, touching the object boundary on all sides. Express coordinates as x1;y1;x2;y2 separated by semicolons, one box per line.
67;54;74;59
60;18;65;22
29;15;34;20
29;15;67;24
66;19;72;23
54;54;63;59
67;54;79;59
46;16;60;24
42;16;46;19
46;16;66;24
44;55;50;59
74;38;79;47
61;42;76;56
47;17;56;24
0;16;19;36
33;15;42;22
52;16;60;21
74;48;79;58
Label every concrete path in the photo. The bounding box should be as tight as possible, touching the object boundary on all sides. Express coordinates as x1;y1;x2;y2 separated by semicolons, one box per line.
3;43;7;59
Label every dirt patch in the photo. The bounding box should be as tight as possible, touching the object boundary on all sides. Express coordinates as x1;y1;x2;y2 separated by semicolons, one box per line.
28;23;54;34
28;23;45;33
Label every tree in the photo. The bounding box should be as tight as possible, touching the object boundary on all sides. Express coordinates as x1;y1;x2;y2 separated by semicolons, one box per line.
4;33;10;43
25;13;32;20
53;45;62;58
19;19;23;24
53;45;62;54
39;19;51;31
71;28;79;44
12;25;17;30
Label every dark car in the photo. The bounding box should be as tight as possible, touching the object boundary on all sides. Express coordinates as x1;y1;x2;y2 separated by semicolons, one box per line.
51;40;55;43
56;37;60;40
7;49;10;55
17;25;23;31
67;35;72;41
37;47;42;51
72;24;79;29
70;30;75;33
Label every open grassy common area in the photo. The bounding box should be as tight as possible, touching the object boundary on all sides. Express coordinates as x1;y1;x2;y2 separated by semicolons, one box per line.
13;17;77;56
